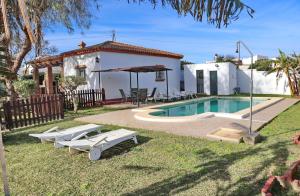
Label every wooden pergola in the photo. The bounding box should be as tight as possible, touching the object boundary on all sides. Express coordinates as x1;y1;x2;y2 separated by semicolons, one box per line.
92;65;172;107
27;55;63;94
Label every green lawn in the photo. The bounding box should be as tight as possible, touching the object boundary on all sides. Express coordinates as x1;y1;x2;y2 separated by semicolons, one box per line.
1;102;300;195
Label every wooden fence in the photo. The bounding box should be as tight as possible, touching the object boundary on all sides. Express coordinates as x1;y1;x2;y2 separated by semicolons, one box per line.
62;89;105;110
0;94;64;130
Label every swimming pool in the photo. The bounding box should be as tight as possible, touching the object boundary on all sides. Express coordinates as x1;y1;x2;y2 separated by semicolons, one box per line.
150;97;266;117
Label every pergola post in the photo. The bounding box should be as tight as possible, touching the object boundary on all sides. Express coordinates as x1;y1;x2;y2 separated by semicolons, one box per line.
129;72;132;90
60;64;64;79
166;70;169;101
46;65;54;94
98;72;101;90
129;72;132;102
136;72;140;107
32;66;40;95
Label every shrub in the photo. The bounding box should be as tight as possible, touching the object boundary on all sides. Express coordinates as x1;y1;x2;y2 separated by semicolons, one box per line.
59;76;87;113
13;79;36;98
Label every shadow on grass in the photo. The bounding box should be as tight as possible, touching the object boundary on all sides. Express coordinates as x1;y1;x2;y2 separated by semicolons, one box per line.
4;128;152;160
100;135;152;159
123;141;290;196
122;165;164;174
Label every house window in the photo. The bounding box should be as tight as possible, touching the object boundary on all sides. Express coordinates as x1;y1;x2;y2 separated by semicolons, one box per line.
77;68;86;79
75;65;87;79
155;71;165;81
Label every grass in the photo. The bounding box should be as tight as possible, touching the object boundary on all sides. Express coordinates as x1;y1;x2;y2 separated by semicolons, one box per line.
1;102;300;195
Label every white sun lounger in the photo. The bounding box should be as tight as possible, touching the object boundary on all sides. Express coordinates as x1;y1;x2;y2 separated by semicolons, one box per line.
29;124;102;147
56;129;138;161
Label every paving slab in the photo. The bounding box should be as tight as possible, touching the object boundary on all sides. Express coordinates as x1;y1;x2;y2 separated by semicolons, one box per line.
75;98;299;138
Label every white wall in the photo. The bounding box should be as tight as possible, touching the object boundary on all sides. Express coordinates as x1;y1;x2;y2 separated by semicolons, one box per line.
237;69;291;95
64;51;181;99
184;62;237;95
241;55;268;65
64;52;99;90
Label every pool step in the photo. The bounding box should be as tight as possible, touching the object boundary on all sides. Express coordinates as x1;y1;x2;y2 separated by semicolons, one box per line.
206;128;245;143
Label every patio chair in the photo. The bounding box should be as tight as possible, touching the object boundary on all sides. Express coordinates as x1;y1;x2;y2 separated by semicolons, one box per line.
147;87;157;102
56;129;138;160
186;91;197;99
29;124;102;147
180;91;191;99
119;89;129;102
156;91;169;102
233;87;240;94
131;88;138;104
171;89;182;101
139;88;148;103
178;91;188;100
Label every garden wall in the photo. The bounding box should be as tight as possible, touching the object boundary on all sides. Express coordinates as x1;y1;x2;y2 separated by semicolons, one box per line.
237;69;291;95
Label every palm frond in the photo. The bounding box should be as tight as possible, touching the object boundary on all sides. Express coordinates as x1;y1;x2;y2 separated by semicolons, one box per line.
128;0;254;28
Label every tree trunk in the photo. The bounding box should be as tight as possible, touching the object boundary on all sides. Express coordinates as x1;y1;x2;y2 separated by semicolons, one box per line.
72;93;79;113
5;32;32;100
11;34;31;73
293;71;299;96
0;0;11;42
286;70;295;96
0;126;10;196
5;79;16;101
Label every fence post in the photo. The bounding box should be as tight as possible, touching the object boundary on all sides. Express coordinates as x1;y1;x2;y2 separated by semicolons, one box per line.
3;102;12;130
59;95;64;119
101;88;106;102
92;89;95;106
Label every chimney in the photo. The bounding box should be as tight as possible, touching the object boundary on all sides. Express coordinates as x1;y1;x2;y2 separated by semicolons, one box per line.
78;41;86;49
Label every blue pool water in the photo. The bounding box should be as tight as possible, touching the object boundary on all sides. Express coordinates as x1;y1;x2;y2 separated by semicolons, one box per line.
150;97;266;117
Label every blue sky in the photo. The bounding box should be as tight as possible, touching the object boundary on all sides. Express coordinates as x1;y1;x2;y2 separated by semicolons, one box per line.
45;0;300;63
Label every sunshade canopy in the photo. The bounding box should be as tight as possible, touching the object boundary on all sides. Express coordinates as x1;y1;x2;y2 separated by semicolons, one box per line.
92;65;172;73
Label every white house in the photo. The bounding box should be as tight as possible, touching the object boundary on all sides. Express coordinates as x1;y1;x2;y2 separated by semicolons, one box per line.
184;60;291;95
28;41;183;99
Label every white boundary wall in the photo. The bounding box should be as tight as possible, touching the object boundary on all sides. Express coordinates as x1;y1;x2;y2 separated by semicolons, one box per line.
184;62;291;95
237;69;290;95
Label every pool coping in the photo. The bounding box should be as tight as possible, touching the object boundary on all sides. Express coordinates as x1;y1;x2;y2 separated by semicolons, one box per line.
133;96;284;122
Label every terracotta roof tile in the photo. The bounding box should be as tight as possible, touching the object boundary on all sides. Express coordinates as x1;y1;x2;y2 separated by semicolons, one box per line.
62;41;183;59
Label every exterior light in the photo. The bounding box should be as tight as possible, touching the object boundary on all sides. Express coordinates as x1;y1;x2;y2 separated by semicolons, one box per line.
215;64;219;68
214;54;218;62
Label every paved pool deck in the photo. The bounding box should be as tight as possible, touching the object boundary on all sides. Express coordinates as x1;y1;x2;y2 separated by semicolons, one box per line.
75;98;299;139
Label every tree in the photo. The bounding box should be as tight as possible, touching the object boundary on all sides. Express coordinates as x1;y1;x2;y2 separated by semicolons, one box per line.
180;60;194;70
215;54;238;64
59;76;87;113
252;59;274;71
0;0;254;100
13;79;36;98
0;0;99;99
267;50;299;96
131;0;254;28
0;25;11;196
290;53;300;95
